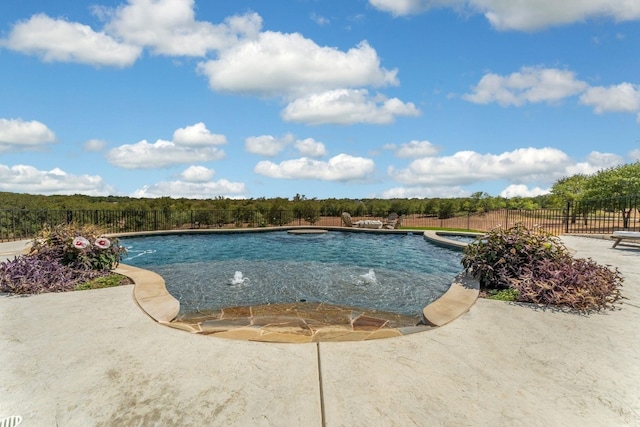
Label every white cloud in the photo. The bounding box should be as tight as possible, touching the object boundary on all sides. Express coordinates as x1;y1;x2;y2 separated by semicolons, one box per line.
173;122;227;146
295;138;327;158
368;0;460;17
499;184;550;198
197;35;397;97
389;147;572;186
0;118;56;152
311;13;331;26
1;2;261;65
106;123;226;169
83;139;107;152
583;151;625;167
103;0;262;56
254;153;375;181
245;134;295;156
178;165;215;183
0;164;113;195
106;139;225;168
629;149;640;161
0;14;141;67
394;140;441;158
132;179;247;199
368;0;640;31
463;67;588;106
3;4;413;128
478;0;640;31
379;185;470;199
579;83;640;114
282;89;420;125
381;147;627;198
565;151;625;176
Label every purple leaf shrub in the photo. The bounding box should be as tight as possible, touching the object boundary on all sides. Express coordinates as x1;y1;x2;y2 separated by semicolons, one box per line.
0;254;107;294
509;257;623;311
0;223;126;295
462;223;623;312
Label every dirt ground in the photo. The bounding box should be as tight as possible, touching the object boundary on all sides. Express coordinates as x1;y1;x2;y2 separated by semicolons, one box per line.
293;211;569;234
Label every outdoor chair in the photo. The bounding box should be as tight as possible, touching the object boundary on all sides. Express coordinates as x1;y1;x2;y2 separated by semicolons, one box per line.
383;213;404;229
341;212;354;227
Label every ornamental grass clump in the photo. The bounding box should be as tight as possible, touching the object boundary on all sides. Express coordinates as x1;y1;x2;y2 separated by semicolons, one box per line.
0;223;127;294
461;223;623;312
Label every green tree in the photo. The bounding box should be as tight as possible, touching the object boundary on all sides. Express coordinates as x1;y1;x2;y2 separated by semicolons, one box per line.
505;197;539;210
551;174;589;203
437;199;456;219
582;162;640;228
551;174;592;225
423;199;438;216
466;191;499;213
267;198;293;226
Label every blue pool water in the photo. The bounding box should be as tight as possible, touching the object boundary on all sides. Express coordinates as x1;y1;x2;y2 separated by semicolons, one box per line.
121;231;463;316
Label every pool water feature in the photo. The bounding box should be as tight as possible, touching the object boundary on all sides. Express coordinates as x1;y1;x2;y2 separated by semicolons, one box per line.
444;234;480;243
122;231;463;318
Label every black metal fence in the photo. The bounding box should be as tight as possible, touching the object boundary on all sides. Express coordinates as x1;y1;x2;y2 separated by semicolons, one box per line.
1;195;638;241
562;195;639;234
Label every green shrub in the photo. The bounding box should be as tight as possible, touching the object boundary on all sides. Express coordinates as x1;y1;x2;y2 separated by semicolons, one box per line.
75;274;131;291
486;288;520;301
462;224;623;312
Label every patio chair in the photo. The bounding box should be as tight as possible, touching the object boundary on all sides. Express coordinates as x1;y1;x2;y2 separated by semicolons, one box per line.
342;212;354;227
383;213;405;229
382;213;398;229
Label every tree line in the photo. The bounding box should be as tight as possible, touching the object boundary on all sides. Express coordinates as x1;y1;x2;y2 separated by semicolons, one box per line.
1;161;638;220
0;191;557;219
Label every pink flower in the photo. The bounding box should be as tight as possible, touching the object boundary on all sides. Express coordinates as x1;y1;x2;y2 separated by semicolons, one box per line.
94;238;111;249
72;237;90;249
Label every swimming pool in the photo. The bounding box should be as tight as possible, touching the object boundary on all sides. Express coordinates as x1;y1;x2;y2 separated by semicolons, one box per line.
121;231;463;317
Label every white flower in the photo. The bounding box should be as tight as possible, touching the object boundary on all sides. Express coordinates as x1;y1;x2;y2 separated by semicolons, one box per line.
94;238;111;249
72;237;90;249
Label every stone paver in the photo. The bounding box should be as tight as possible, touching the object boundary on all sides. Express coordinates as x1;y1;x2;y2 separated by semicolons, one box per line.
173;302;430;342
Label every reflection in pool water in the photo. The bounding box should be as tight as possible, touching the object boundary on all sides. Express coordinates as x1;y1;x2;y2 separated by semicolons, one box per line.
121;231;463;317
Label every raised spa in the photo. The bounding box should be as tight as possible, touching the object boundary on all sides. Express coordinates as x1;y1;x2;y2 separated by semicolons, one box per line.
121;230;463;318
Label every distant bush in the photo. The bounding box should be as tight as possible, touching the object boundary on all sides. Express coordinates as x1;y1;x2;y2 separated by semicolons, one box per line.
461;224;623;312
0;223;127;294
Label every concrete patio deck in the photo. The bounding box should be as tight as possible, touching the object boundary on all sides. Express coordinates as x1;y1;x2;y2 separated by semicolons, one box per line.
1;235;639;426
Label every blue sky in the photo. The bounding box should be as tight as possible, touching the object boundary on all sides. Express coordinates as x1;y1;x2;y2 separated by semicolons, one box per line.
1;0;639;200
